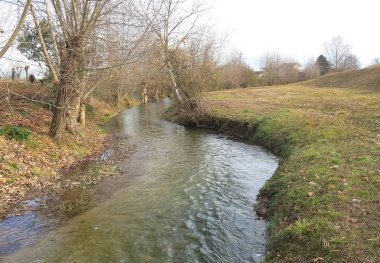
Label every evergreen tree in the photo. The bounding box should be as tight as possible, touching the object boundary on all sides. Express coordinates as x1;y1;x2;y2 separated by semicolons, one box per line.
17;20;56;67
316;55;330;75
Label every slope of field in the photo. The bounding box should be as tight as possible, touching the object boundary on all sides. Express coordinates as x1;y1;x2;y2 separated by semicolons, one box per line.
202;84;380;262
301;66;380;91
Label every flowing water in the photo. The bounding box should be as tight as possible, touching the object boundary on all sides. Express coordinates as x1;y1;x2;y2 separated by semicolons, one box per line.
0;100;278;263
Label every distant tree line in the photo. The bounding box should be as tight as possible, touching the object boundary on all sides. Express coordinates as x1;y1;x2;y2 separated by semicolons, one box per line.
255;36;361;86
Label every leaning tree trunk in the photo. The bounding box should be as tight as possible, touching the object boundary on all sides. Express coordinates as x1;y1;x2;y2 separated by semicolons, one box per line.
25;66;29;80
49;38;85;139
78;99;86;126
142;86;148;104
154;88;160;101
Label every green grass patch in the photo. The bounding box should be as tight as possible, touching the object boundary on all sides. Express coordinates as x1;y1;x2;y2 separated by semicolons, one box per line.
101;113;112;123
25;138;39;149
0;125;32;141
62;141;90;156
8;162;19;170
6;178;17;185
50;152;59;161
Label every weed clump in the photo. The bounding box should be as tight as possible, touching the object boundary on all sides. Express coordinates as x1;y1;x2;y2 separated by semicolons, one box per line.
0;125;32;141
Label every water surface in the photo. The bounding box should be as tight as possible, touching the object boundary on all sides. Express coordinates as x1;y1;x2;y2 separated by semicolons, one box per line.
1;100;278;263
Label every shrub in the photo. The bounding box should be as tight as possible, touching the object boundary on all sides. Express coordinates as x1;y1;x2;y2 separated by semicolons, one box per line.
0;125;32;141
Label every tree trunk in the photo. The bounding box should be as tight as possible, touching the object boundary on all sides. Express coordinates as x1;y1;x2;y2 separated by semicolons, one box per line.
78;99;86;126
49;84;69;140
49;38;84;139
49;81;82;139
154;88;159;101
44;0;60;67
116;86;121;105
142;86;148;104
11;68;15;80
66;94;81;133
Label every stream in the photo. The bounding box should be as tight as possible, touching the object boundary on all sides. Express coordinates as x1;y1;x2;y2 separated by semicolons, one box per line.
0;100;278;263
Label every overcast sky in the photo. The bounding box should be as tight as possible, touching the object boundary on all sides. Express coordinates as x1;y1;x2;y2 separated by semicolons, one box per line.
211;0;380;68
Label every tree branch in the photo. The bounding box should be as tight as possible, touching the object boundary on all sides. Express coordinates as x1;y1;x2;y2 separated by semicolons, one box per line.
0;0;32;59
30;2;60;84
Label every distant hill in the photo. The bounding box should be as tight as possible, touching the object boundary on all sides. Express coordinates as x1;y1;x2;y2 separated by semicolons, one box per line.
302;66;380;91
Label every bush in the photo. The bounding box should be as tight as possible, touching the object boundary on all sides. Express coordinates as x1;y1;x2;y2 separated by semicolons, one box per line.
0;125;32;141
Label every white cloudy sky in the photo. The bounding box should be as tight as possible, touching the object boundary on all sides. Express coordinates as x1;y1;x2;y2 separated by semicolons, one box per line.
211;0;380;68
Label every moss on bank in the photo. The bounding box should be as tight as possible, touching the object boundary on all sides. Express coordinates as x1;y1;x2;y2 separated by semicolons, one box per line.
200;85;380;262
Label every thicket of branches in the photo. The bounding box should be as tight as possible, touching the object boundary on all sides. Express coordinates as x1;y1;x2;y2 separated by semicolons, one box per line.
1;0;226;138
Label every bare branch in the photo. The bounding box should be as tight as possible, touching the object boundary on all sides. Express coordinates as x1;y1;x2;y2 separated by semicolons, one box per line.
30;2;60;84
0;0;32;59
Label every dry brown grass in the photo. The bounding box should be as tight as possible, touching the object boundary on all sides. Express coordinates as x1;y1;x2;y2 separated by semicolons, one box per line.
301;66;380;91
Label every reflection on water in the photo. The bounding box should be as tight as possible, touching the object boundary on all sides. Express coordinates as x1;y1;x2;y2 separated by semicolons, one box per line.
1;100;278;263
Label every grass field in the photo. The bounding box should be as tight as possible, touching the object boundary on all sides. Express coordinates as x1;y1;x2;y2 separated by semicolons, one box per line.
202;70;380;262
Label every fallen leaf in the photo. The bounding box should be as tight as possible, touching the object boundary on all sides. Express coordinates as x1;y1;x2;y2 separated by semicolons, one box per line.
309;182;317;186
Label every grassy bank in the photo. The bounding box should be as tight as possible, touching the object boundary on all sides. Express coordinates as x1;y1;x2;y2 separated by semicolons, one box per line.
202;84;379;262
0;81;135;219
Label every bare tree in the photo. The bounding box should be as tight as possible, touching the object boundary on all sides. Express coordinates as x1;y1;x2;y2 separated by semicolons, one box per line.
278;61;302;84
127;40;171;103
221;51;256;88
45;0;109;139
343;54;360;70
139;0;212;121
324;36;360;71
260;53;283;86
46;0;147;129
303;58;320;80
75;0;151;122
260;53;303;85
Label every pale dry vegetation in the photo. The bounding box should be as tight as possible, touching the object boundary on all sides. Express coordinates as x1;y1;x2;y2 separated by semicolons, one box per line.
302;65;380;91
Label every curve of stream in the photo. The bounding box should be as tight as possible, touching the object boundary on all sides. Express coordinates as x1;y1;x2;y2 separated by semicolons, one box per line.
1;100;278;263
